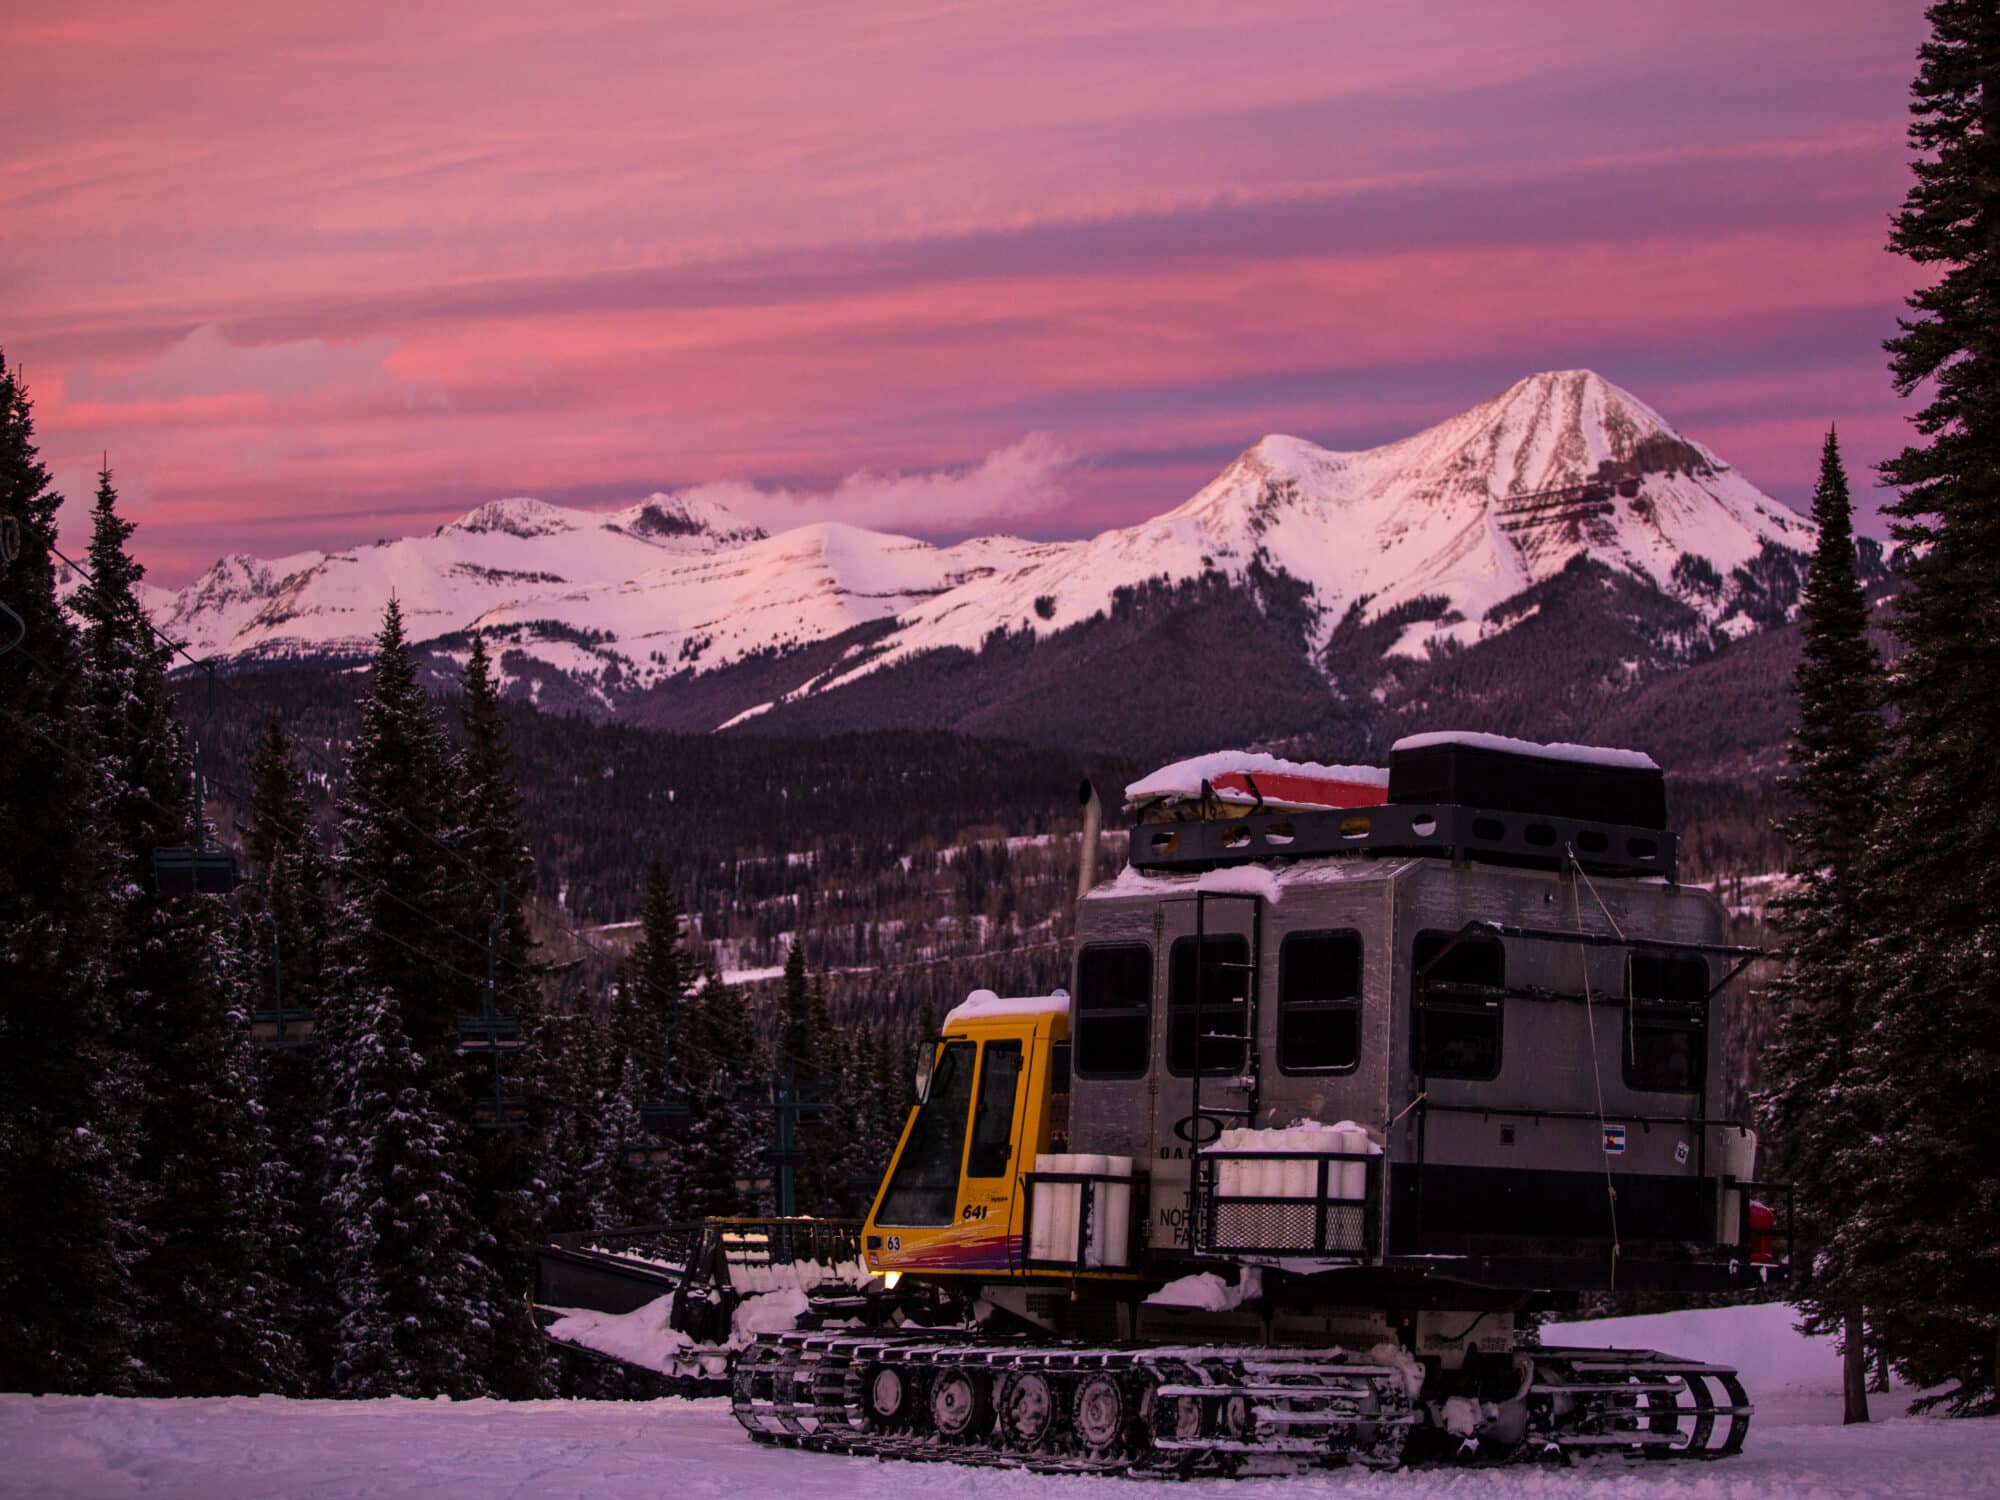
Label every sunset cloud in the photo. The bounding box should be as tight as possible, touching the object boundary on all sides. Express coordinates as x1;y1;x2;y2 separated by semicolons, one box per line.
680;434;1077;536
0;0;1931;578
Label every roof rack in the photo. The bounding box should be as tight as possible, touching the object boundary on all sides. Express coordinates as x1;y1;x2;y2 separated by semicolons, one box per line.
1128;801;1677;881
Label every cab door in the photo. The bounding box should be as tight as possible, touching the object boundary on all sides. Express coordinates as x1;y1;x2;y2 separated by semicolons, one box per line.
959;1036;1028;1248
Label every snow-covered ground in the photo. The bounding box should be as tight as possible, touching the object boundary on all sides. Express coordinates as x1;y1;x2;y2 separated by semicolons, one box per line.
4;1305;1995;1499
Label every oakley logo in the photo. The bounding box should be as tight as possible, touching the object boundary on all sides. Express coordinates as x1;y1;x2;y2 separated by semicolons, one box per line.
1172;1114;1223;1146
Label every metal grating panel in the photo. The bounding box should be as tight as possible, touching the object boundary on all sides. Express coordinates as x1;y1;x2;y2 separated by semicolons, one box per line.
1132;803;1676;880
1192;1153;1380;1261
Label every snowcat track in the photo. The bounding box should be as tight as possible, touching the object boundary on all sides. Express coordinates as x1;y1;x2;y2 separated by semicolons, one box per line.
731;1332;1416;1474
1523;1346;1753;1462
732;1335;1754;1473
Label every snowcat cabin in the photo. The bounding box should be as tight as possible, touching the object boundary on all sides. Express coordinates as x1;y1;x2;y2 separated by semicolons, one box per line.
1076;734;1787;1298
862;992;1072;1279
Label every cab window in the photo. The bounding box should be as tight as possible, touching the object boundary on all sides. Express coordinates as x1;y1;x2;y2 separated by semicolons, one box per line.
1625;952;1708;1093
1075;944;1151;1078
876;1040;975;1225
1168;933;1250;1076
1279;930;1363;1073
1412;930;1503;1081
966;1040;1024;1177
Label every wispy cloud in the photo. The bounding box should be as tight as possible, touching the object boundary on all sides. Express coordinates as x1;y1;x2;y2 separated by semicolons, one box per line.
66;325;433;405
677;435;1077;536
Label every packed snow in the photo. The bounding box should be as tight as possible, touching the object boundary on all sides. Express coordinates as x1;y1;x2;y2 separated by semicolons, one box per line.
1390;731;1659;771
1146;1266;1264;1311
942;989;1071;1027
1125;754;1389;809
729;1288;810;1339
1090;858;1408;904
543;1295;691;1376
7;1306;1996;1498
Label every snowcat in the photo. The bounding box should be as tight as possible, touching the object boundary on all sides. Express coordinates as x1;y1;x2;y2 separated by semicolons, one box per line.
537;731;1789;1472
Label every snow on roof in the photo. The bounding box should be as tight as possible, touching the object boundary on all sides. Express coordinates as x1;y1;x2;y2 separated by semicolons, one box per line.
1125;751;1389;806
1089;857;1409;903
1390;730;1658;772
943;990;1071;1029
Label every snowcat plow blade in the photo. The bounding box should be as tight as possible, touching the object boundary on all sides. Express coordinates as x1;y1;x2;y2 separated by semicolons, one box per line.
534;1219;873;1391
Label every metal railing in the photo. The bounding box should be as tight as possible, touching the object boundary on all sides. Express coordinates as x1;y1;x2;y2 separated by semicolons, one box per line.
1019;1168;1143;1274
1193;1150;1382;1259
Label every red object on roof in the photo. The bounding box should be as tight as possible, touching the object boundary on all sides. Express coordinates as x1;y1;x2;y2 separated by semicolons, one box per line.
1210;770;1389;811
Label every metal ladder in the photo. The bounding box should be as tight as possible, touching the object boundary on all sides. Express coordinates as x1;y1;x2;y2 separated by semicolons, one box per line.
1185;888;1263;1239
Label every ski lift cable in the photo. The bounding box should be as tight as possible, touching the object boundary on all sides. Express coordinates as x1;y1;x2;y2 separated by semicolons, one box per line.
48;538;209;677
200;765;541;982
48;540;229;868
48;534;527;953
0;682;511;994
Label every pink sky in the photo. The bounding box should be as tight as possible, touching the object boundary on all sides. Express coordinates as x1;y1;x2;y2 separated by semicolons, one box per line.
2;1;1930;581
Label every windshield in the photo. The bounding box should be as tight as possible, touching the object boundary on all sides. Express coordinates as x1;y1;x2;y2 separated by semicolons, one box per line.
876;1040;976;1226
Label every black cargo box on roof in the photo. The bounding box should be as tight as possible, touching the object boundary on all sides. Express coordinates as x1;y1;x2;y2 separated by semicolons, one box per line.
1388;735;1667;831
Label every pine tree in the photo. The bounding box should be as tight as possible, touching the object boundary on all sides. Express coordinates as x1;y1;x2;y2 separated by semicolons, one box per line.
243;716;334;1044
328;598;465;1057
672;966;762;1218
78;467;299;1394
1842;1;2000;1413
0;356;143;1394
539;1004;648;1232
618;861;688;1106
323;986;491;1397
241;717;337;1391
1757;429;1885;1424
452;633;534;992
450;634;549;1397
770;942;825;1212
778;941;812;1082
322;600;499;1396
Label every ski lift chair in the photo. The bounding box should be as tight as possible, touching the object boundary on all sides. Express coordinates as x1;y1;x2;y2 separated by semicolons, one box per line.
151;845;241;896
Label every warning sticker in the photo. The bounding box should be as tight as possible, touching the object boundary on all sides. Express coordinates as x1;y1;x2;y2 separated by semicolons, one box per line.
1602;1124;1628;1155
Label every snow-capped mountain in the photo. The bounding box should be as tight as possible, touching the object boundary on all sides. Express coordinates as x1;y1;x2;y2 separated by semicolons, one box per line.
813;370;1809;688
147;493;768;662
149;371;1812;722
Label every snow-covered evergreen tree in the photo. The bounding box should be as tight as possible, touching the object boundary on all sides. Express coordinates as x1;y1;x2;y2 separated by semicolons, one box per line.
241;716;339;1392
767;946;843;1213
78;466;299;1394
540;1005;623;1232
0;357;144;1394
450;634;550;1397
671;965;762;1219
617;861;686;1108
328;598;466;1058
1843;0;2000;1413
323;985;492;1397
322;601;503;1396
1757;429;1885;1424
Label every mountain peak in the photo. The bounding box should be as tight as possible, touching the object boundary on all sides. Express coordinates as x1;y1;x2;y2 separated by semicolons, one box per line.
441;496;580;538
603;492;768;548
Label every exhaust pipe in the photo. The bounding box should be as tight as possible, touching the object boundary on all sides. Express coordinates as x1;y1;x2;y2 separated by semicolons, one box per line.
1077;777;1103;901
